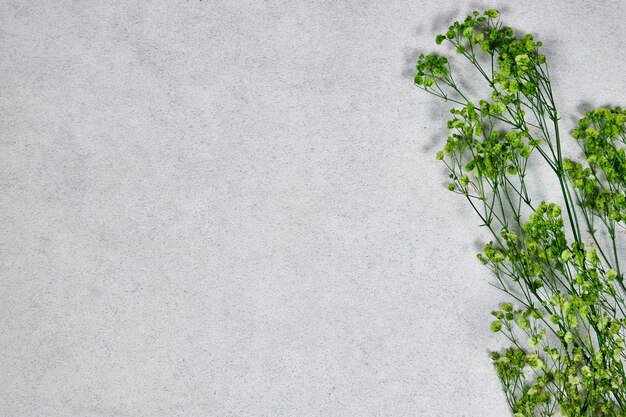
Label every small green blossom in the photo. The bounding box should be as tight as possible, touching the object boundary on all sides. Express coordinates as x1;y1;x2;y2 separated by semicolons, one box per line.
606;269;617;281
484;9;499;18
564;331;574;344
491;321;502;332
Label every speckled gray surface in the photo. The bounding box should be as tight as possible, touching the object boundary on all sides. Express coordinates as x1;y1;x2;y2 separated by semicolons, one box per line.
1;1;624;416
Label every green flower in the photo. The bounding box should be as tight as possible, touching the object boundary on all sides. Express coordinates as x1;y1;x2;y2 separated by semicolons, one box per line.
484;9;499;18
415;10;626;415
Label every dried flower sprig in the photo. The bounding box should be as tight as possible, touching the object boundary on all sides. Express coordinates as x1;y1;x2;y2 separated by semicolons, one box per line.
414;10;626;416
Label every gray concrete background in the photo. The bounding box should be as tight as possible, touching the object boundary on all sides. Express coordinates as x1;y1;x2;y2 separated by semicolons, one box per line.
1;1;624;416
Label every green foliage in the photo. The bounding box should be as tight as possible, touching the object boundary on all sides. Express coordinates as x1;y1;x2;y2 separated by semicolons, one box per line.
414;10;626;417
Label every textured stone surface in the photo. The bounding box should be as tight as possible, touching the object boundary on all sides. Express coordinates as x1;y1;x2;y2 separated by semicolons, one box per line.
1;1;624;416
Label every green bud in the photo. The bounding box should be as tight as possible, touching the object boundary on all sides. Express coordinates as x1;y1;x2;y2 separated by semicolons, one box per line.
491;102;505;114
474;122;483;136
517;315;529;330
566;314;578;327
581;366;592;378
606;269;618;281
515;54;530;70
561;249;572;262
526;354;543;369
525;39;535;52
564;331;574;344
568;375;580;385
484;9;499;18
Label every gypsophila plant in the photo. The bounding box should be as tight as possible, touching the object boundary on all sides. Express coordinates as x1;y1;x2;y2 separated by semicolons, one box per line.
414;10;626;417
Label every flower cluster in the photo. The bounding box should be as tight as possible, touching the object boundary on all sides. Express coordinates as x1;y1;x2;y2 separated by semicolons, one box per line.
566;108;626;225
442;104;532;183
484;200;626;414
414;54;448;88
414;9;626;417
492;347;552;417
